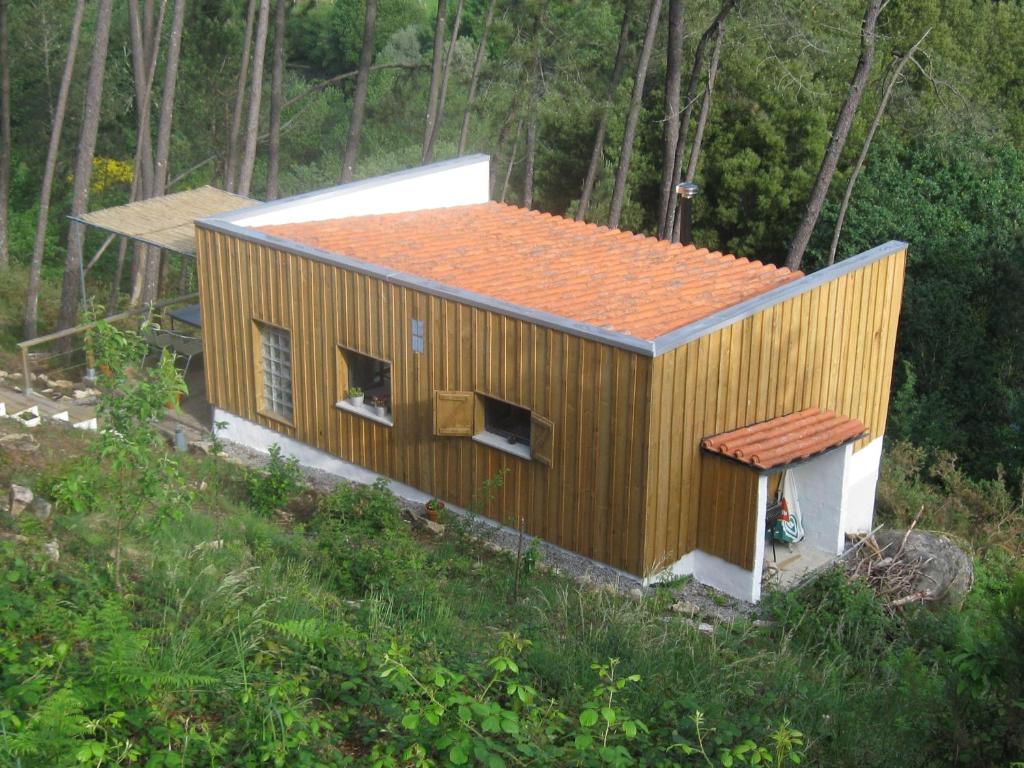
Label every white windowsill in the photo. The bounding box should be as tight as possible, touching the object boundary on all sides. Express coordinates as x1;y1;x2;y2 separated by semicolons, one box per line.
335;400;394;427
472;431;532;461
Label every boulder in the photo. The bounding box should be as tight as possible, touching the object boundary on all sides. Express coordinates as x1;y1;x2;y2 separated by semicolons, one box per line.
8;485;33;517
873;530;974;607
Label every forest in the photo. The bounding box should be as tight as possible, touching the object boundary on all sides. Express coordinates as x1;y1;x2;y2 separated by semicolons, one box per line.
0;0;1023;765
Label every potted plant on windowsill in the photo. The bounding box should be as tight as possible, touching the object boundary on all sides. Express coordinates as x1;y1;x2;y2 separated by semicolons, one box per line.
425;497;445;522
347;387;364;407
368;396;388;418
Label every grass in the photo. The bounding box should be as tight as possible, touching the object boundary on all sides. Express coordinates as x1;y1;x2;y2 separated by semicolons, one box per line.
1;421;1021;766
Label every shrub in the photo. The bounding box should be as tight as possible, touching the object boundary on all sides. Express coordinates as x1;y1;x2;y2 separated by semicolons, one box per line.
246;444;303;516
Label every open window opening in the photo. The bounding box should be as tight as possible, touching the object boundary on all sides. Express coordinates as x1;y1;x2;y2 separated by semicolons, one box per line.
431;390;553;465
480;395;531;448
336;346;392;426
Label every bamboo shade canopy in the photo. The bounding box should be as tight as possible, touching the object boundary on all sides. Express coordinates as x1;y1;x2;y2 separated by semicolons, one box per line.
72;186;255;256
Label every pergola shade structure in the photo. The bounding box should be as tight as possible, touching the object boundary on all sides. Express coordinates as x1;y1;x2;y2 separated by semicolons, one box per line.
72;186;255;256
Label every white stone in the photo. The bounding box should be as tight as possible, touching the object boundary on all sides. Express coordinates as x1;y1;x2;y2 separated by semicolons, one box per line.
42;540;60;562
8;485;34;516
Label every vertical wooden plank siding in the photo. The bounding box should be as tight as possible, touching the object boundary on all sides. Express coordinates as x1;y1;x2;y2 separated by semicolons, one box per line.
697;455;761;569
196;227;653;574
644;249;907;574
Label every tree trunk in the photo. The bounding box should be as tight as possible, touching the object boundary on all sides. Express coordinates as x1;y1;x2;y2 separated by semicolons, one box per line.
656;0;683;239
785;0;884;271
57;0;114;332
226;0;257;192
457;0;497;156
341;0;377;183
152;0;186;195
265;0;286;198
500;115;523;203
424;0;464;160
127;0;155;201
827;31;928;266
126;0;167;308
607;0;662;230
24;0;86;338
664;0;736;240
236;0;270;197
141;0;186;306
684;20;723;183
0;0;11;269
522;115;538;209
421;0;446;164
576;2;631;222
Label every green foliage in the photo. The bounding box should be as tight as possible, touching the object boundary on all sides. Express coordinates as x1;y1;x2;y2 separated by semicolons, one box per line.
823;130;1024;477
246;443;303;516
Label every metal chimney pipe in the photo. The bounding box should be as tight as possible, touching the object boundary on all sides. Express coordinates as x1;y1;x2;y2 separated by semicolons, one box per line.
673;182;700;245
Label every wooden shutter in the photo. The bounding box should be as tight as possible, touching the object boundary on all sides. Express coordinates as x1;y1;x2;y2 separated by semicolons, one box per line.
433;390;474;436
530;413;554;467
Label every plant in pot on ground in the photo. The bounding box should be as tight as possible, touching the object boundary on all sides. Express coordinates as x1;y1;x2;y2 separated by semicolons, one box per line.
425;497;445;522
347;386;364;407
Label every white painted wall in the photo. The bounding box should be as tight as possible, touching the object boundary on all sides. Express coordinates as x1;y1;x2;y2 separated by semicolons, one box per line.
845;436;883;533
786;445;850;555
648;474;768;604
229;155;491;227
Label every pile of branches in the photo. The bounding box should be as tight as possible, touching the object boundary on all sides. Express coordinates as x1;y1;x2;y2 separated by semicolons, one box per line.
845;508;933;613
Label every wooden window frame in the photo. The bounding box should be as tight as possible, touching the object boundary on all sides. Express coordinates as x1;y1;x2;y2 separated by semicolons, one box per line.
335;345;393;427
253;319;294;425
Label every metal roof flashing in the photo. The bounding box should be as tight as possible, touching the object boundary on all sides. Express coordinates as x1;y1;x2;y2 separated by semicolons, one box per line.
196;209;906;359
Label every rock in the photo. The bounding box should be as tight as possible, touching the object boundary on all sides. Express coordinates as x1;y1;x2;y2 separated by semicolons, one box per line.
191;539;224;555
628;587;644;600
422;519;445;536
41;540;60;562
0;531;29;544
0;433;39;453
8;485;33;517
873;530;974;607
28;497;52;521
670;600;701;617
52;379;74;390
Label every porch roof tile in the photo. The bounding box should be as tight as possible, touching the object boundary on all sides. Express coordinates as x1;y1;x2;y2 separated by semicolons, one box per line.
701;408;867;471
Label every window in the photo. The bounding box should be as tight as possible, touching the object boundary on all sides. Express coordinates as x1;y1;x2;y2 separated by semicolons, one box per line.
432;390;554;466
336;346;392;425
256;321;293;422
481;396;531;447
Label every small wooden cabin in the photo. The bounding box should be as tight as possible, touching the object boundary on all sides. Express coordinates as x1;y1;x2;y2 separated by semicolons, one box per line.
195;156;906;601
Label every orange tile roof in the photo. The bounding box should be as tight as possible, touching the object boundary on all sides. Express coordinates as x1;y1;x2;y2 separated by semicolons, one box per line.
701;408;867;471
255;203;800;341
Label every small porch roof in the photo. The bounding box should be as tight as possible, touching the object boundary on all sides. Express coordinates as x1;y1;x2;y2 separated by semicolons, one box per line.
72;186;255;256
701;408;867;471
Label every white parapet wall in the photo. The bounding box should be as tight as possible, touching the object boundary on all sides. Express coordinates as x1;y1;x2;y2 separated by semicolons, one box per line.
225;155;491;228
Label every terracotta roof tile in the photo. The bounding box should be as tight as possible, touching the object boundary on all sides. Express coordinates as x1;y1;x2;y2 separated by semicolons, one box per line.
255;202;800;341
701;408;867;471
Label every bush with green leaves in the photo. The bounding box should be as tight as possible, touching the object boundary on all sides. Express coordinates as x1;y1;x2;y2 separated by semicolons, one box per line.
246;443;303;516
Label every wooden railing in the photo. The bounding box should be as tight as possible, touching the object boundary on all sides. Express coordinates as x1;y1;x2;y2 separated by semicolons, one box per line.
16;292;198;395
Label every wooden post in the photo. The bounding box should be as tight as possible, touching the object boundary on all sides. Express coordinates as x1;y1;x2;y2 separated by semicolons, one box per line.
21;345;31;395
